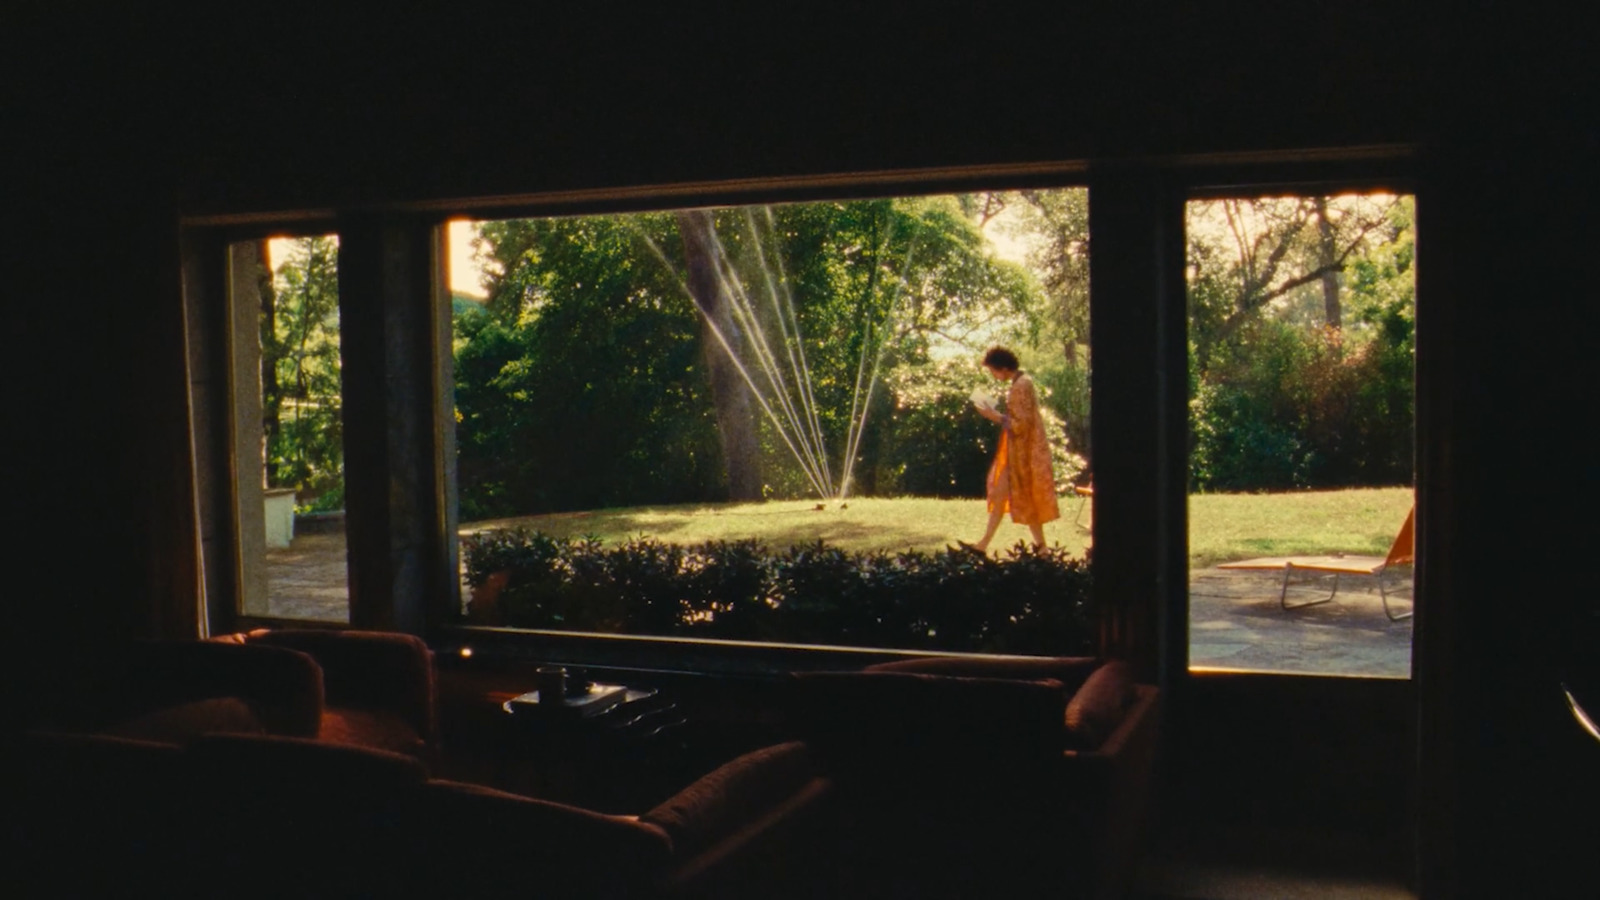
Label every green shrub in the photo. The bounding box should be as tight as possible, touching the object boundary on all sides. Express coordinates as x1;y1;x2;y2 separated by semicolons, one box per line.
877;358;1086;498
1190;318;1412;491
463;530;1093;655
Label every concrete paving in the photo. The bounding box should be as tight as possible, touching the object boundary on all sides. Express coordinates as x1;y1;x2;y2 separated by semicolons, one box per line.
1188;567;1412;679
266;531;1413;679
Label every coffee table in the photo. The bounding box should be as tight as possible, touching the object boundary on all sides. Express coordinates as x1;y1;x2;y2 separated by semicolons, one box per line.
503;682;655;719
497;680;689;811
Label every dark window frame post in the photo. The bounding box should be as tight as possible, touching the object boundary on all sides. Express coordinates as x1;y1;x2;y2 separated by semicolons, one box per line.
1087;168;1190;690
338;216;457;635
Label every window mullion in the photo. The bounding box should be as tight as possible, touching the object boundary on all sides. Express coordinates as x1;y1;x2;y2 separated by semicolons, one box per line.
1087;169;1189;686
338;216;451;635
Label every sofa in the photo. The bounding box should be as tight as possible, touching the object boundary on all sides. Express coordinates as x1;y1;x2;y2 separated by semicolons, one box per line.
23;636;326;742
787;655;1161;899
211;627;438;763
6;727;834;899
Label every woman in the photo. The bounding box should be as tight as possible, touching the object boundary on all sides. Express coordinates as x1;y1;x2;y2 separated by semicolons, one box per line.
971;346;1060;551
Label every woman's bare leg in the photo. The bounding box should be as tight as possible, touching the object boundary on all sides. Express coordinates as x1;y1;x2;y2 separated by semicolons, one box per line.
1028;522;1046;548
974;508;1006;552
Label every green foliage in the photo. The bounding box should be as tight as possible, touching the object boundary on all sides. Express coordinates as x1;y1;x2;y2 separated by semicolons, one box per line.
454;196;1046;514
1030;357;1092;472
453;214;724;519
997;188;1091;355
264;236;343;503
463;530;1094;655
1187;196;1415;491
876;359;997;496
872;358;1085;497
1190;311;1414;491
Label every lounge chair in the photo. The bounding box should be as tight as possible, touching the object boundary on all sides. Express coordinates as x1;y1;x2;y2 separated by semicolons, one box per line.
1070;483;1094;527
1217;507;1414;621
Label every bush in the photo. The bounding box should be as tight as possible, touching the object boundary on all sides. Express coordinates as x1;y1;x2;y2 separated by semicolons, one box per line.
876;358;1086;498
1190;318;1412;491
463;530;1094;655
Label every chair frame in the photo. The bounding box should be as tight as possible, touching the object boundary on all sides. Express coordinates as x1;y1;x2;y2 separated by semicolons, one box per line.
1221;508;1415;622
1273;560;1413;621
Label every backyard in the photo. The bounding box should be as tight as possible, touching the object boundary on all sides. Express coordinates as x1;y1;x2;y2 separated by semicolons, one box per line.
461;485;1414;568
258;188;1417;676
270;486;1414;677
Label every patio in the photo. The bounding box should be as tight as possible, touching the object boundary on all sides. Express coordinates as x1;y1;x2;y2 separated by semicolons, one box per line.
266;532;1412;678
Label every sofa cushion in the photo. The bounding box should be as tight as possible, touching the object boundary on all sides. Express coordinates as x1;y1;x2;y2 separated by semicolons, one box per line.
186;732;429;793
642;741;816;859
419;779;673;896
103;696;266;743
247;629;434;728
11;732;201;894
114;639;324;737
319;705;428;759
1063;660;1136;750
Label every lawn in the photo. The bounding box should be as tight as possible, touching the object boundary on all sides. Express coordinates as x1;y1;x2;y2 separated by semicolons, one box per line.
1187;486;1413;567
461;485;1414;568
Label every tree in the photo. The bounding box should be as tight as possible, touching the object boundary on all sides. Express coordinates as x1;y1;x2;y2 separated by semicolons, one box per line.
264;236;343;503
980;189;1093;464
455;194;1045;516
1186;195;1417;491
1187;195;1399;372
987;189;1090;364
457;213;722;517
676;209;763;500
255;241;281;464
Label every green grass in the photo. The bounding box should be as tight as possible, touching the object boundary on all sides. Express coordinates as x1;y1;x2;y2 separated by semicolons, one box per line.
462;496;1093;557
1187;486;1414;568
461;485;1413;568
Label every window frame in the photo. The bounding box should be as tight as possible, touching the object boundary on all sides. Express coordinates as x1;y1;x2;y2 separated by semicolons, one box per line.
183;150;1421;685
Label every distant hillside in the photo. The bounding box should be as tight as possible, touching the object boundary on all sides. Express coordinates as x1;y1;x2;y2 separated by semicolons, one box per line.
452;294;487;318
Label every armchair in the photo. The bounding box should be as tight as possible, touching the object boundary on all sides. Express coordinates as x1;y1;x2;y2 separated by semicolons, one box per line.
216;628;438;763
788;656;1160;899
34;638;323;743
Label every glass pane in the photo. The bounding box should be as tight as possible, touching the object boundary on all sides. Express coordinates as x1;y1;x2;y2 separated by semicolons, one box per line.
230;236;349;622
448;190;1092;654
1185;194;1415;677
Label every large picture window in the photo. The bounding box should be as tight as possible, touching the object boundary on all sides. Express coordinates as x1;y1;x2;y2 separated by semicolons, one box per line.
449;190;1095;655
186;162;1420;679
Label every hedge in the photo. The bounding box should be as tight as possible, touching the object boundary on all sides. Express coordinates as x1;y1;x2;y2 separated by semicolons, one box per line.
462;531;1094;656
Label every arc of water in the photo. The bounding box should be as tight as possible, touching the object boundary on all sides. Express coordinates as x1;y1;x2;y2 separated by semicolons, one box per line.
751;208;832;494
705;230;832;494
637;230;833;499
837;220;889;500
838;219;923;501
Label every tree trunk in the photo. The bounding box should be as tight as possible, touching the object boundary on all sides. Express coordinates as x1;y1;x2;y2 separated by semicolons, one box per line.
256;240;281;485
676;210;763;500
1315;197;1342;330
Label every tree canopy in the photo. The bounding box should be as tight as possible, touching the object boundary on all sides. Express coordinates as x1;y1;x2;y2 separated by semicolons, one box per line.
448;188;1414;518
1187;195;1415;490
262;235;343;508
453;194;1069;518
